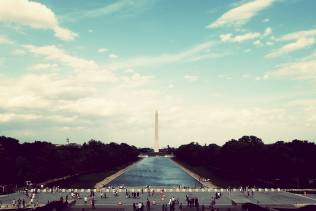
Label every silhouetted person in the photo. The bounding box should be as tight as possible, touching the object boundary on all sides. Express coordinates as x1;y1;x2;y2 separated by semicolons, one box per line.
91;198;95;209
195;198;199;211
146;199;151;210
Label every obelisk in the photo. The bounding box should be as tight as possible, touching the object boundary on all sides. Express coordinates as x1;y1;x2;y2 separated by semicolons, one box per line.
154;111;159;153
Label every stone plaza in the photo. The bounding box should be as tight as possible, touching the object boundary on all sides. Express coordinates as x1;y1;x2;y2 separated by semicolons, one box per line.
1;188;316;210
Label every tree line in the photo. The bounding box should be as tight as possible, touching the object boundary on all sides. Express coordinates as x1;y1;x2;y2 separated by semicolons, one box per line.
174;136;316;188
1;135;316;188
0;136;139;187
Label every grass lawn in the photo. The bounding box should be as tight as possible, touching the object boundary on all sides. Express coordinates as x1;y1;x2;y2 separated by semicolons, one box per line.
173;158;243;188
47;161;137;188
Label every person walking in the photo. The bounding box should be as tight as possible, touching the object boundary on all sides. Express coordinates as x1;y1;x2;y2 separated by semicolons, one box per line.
91;198;95;209
195;198;199;211
138;202;142;211
146;199;151;210
186;195;189;207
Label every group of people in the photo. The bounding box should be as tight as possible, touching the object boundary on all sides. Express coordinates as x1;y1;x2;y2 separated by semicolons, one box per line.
133;201;146;211
70;191;81;199
10;198;26;209
209;192;221;209
166;196;179;211
147;189;156;197
100;192;107;198
10;190;38;208
185;195;199;208
127;190;141;198
240;186;255;198
82;190;96;209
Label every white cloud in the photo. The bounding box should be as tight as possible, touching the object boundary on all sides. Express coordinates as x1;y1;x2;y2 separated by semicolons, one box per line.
54;26;77;41
0;0;77;40
220;32;261;43
218;74;233;80
125;68;135;73
109;41;215;69
168;83;174;89
0;35;14;44
31;63;58;71
0;66;314;146
266;28;316;58
11;49;26;55
220;28;272;44
98;48;108;53
0;70;158;146
24;44;120;86
266;41;274;46
22;44;158;89
266;37;315;58
242;74;250;78
263;27;272;36
254;40;263;47
109;54;119;59
281;29;316;41
288;99;316;108
264;53;316;80
287;99;316;127
184;74;199;82
244;49;251;53
65;0;151;22
83;0;135;17
24;45;99;71
208;0;275;28
262;18;270;23
186;52;225;62
120;73;154;87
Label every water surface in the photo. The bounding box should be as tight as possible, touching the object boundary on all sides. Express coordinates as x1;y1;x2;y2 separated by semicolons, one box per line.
108;156;201;187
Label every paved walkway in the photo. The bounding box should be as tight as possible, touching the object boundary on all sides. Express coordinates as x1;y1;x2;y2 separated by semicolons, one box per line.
1;189;316;210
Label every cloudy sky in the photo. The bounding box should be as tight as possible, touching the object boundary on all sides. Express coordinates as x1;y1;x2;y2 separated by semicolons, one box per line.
0;0;315;147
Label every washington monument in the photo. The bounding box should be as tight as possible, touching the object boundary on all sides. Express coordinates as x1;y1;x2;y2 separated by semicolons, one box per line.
154;111;159;153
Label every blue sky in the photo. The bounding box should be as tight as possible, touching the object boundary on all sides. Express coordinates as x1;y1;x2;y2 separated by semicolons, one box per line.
0;0;315;146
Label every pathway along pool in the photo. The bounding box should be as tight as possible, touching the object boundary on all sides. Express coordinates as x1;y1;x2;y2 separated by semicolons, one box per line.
108;156;202;187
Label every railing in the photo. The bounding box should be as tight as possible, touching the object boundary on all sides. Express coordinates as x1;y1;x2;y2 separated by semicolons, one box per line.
22;187;316;193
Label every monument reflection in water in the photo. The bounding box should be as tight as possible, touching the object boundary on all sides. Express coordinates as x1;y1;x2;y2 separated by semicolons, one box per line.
108;157;201;187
